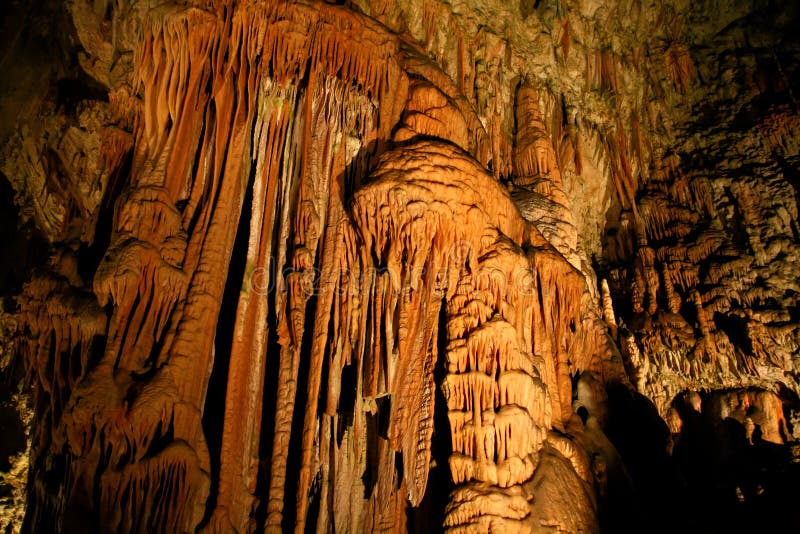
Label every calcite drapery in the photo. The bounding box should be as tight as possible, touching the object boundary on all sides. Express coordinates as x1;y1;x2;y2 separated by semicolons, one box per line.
349;139;592;530
11;1;604;532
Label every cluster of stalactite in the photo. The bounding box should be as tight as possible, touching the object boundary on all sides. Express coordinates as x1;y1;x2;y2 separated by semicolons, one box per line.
668;389;790;447
350;139;598;531
585;0;800;423
6;0;799;532
603;144;800;416
10;1;621;532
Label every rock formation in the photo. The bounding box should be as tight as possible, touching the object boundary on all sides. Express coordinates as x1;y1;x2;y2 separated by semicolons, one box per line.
0;0;798;532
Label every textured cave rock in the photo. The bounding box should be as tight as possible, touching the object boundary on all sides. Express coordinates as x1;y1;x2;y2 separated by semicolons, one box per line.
0;0;799;532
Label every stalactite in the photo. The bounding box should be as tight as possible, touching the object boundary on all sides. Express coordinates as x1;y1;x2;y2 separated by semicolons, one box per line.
511;84;580;270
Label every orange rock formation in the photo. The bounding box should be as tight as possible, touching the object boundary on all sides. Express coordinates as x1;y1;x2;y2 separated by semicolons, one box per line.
0;0;798;532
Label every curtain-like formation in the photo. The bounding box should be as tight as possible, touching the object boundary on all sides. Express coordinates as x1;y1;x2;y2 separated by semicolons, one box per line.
15;2;613;532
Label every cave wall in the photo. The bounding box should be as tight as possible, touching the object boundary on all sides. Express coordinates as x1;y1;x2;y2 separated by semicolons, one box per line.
0;0;798;532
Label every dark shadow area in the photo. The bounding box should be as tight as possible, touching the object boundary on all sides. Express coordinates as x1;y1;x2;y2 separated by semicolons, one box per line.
669;392;800;533
604;384;800;533
252;270;282;529
602;383;685;534
78;150;132;284
198;162;255;526
0;173;49;308
0;170;48;501
407;300;452;533
280;286;319;532
0;381;26;471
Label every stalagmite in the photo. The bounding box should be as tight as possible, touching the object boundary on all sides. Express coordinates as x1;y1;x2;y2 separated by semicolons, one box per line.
601;279;618;339
349;138;594;531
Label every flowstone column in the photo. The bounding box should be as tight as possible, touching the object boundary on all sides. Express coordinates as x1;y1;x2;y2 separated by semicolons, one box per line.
442;251;551;532
351;138;593;532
